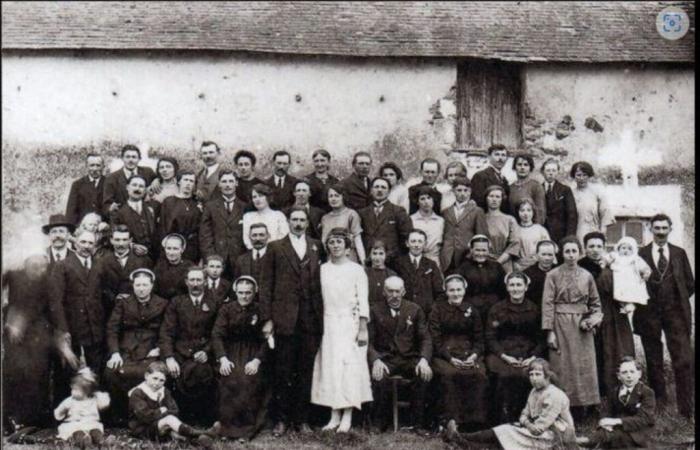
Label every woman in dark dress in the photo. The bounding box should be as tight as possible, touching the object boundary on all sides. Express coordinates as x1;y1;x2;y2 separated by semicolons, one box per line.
158;170;202;263
578;231;635;400
429;274;488;431
211;276;270;442
103;269;169;425
2;255;53;430
451;235;507;323
153;234;192;301
364;240;397;305
486;271;546;422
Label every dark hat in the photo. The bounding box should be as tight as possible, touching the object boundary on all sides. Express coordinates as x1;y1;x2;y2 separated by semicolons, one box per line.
42;214;76;235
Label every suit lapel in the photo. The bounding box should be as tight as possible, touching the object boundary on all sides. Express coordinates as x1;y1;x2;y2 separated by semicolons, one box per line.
67;252;89;285
281;238;302;275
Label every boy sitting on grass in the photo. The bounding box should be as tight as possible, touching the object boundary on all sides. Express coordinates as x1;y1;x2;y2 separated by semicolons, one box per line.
128;361;218;447
578;356;656;448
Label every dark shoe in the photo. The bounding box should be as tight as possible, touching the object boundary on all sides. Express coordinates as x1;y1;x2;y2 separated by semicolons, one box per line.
298;423;313;434
444;419;459;443
196;434;214;448
205;421;221;438
89;429;104;448
273;421;287;436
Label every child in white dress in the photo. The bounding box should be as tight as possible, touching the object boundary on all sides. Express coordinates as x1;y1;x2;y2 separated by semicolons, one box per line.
604;237;651;315
54;368;110;448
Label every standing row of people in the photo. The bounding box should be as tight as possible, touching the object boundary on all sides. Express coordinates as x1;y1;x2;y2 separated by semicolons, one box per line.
2;142;694;449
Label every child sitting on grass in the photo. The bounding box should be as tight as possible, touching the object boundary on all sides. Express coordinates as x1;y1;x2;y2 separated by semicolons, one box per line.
577;356;656;448
128;361;218;447
54;368;110;449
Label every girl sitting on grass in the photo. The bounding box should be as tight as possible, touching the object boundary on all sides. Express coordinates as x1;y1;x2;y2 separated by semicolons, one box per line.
54;368;110;449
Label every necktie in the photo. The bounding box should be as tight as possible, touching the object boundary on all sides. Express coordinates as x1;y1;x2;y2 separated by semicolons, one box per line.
83;258;90;269
546;183;552;196
225;201;232;213
208;279;213;289
276;177;282;188
55;252;63;262
254;250;259;261
194;298;200;308
94;178;100;189
658;247;668;274
413;257;419;270
363;177;369;191
375;205;381;217
620;388;632;405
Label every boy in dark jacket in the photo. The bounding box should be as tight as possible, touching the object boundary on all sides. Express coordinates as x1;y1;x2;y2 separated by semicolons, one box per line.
578;356;656;448
128;361;217;446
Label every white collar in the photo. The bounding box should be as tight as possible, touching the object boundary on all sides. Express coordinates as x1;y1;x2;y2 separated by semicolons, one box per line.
253;247;267;257
222;195;235;203
127;199;142;208
129;381;164;401
208;277;219;288
274;174;286;182
412;211;439;220
652;242;668;252
619;383;638;395
206;163;220;175
52;246;68;257
88;174;101;182
123;167;137;177
290;233;306;241
410;254;422;263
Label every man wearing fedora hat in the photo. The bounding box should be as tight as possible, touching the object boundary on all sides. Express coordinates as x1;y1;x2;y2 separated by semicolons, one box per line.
43;214;76;266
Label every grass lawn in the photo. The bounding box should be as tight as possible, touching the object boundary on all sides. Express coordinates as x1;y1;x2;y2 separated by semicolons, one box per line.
3;403;694;450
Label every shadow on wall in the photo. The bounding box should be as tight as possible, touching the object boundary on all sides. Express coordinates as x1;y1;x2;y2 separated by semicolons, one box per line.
1;127;452;270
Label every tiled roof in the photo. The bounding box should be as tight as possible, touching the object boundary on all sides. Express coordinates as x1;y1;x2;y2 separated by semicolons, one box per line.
1;1;694;62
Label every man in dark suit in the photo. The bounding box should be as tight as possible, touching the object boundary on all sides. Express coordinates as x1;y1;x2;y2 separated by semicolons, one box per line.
391;229;444;314
102;144;156;218
49;229;103;403
439;176;489;272
541;158;578;247
262;208;324;435
578;357;656;448
358;177;412;261
633;214;695;418
110;175;158;257
203;255;232;303
66;153;105;226
91;224;153;319
265;150;299;210
160;266;221;422
234;223;274;288
408;158;442;215
339;151;373;210
199;170;247;278
368;276;433;431
195;141;224;203
282;180;323;240
43;214;75;266
470;144;510;212
233;150;264;204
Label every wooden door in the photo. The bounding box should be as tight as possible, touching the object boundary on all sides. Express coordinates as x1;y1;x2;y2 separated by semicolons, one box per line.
457;60;522;149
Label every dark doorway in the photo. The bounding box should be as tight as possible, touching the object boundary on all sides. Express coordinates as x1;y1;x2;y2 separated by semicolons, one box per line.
456;60;522;149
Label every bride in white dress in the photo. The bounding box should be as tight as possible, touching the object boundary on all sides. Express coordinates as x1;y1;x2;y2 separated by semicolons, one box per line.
311;228;373;433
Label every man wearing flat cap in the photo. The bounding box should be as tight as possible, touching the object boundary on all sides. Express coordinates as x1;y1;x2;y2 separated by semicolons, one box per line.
43;214;76;266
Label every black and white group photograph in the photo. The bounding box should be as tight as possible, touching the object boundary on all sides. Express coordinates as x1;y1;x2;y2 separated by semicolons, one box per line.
1;2;695;449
